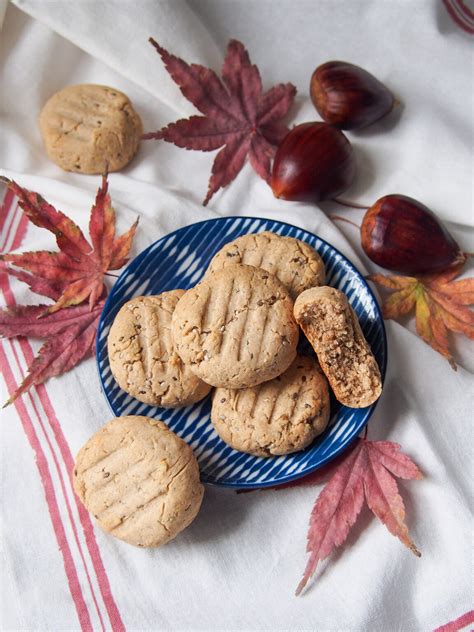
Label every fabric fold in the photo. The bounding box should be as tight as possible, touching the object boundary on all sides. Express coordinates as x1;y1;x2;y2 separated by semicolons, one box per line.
12;0;224;114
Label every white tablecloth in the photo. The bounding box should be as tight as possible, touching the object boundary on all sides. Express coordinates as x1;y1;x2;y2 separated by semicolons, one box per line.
1;1;473;630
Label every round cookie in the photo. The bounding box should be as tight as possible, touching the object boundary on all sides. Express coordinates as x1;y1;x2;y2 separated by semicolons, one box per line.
73;416;203;547
39;84;143;173
206;231;325;299
108;291;212;408
211;355;330;457
171;264;299;389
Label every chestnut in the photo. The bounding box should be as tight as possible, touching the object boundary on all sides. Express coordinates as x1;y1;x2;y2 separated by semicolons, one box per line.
310;61;394;130
271;122;356;202
361;194;466;275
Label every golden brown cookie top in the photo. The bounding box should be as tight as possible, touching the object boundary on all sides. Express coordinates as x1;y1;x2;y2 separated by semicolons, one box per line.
108;291;211;408
73;416;204;547
207;231;325;300
172;264;299;389
39;84;142;173
211;355;330;457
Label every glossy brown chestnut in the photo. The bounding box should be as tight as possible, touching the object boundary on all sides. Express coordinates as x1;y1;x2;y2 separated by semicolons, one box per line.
310;61;394;130
271;122;356;202
361;194;466;275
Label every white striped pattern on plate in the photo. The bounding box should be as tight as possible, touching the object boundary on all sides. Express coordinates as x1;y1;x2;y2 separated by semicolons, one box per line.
96;217;387;489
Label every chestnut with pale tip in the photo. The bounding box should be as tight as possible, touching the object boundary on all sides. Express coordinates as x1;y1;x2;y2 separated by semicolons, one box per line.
361;194;467;275
310;61;395;130
271;122;356;203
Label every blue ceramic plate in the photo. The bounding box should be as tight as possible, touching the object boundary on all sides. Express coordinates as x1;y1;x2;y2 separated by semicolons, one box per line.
97;216;386;489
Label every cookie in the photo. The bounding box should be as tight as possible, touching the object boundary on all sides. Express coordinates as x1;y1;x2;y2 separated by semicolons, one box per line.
39;84;143;173
211;355;330;457
207;231;325;299
108;292;212;408
73;416;203;547
294;286;382;408
171;264;299;389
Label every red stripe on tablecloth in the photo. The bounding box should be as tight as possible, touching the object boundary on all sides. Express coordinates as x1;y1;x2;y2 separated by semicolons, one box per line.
434;610;474;632
1;205;29;253
36;383;126;632
0;344;93;632
447;0;474;23
2;210;17;251
1;270;114;632
1;199;18;251
443;0;474;33
10;212;29;251
454;0;474;21
450;0;474;27
7;338;107;632
0;188;15;232
0;187;126;632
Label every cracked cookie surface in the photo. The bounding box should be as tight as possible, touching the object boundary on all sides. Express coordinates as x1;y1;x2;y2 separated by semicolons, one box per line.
39;84;142;173
108;291;211;408
294;286;382;408
73;416;204;547
211;355;330;457
207;231;325;300
171;264;299;389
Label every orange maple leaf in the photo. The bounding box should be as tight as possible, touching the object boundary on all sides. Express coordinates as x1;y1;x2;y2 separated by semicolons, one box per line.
368;266;474;369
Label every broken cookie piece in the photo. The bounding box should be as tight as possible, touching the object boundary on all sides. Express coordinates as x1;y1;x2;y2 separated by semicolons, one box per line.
294;286;382;408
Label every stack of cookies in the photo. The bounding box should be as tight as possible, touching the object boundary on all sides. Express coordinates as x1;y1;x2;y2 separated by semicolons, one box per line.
107;231;382;457
73;230;382;548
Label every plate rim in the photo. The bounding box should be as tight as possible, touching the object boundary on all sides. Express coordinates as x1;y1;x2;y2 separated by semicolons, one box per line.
96;215;387;488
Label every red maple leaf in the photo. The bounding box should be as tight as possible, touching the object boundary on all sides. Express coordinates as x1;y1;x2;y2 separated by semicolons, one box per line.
0;300;104;405
0;175;138;313
295;438;422;595
143;38;296;205
0;176;138;404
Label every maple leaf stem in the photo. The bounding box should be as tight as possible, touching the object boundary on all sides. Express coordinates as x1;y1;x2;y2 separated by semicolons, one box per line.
105;272;120;278
329;215;361;230
295;574;309;597
409;542;422;558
